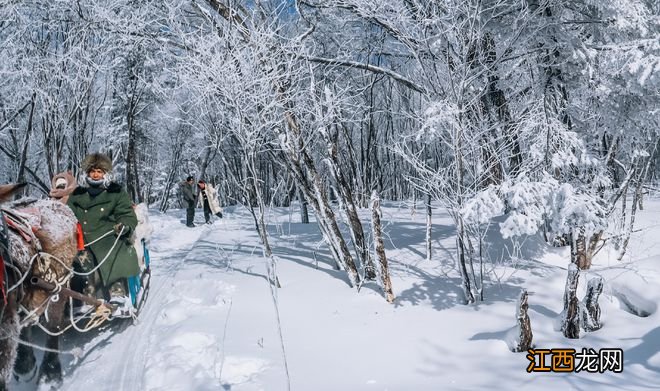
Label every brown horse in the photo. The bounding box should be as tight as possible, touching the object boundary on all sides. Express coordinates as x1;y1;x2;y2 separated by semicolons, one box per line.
0;183;78;390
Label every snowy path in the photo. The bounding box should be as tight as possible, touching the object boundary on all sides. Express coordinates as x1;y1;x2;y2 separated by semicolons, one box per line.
9;201;660;390
58;216;213;390
10;211;288;391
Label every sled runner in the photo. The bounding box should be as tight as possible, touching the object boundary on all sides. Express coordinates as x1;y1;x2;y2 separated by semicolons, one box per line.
126;239;152;316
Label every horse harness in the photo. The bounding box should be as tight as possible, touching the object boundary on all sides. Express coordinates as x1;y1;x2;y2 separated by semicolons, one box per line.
0;207;41;307
0;204;52;320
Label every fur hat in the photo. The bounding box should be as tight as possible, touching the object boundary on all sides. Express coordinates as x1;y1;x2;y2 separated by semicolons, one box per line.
82;153;112;173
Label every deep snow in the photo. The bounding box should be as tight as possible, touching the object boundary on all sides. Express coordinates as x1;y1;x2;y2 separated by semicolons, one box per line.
10;197;660;390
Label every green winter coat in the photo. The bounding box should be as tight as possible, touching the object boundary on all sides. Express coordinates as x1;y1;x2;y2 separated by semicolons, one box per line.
67;183;140;286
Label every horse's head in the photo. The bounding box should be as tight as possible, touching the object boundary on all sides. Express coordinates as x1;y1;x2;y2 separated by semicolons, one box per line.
0;184;27;318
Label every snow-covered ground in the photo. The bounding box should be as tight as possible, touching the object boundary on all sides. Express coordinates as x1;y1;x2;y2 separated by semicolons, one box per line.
11;198;660;390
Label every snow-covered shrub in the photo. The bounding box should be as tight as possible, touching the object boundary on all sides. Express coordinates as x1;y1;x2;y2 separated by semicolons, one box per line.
461;185;504;225
549;184;607;237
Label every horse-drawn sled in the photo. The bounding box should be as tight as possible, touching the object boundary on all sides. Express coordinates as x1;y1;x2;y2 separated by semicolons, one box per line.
0;183;152;389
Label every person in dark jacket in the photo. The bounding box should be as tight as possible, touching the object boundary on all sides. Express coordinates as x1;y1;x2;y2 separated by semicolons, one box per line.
181;176;197;227
67;153;139;312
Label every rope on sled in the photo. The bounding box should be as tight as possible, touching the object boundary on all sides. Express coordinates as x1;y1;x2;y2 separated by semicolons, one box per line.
35;227;124;277
78;226;125;276
6;226;124;293
24;295;111;339
83;229;116;247
11;333;83;358
3;212;135;357
5;253;40;294
12;227;126;335
71;296;112;332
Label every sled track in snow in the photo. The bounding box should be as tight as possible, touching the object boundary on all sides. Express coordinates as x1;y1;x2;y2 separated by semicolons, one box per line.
60;227;213;391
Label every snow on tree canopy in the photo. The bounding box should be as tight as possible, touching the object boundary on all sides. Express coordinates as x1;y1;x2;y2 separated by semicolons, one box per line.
500;212;544;239
461;186;504;225
417;100;461;141
464;176;607;239
498;177;556;239
549;184;607;236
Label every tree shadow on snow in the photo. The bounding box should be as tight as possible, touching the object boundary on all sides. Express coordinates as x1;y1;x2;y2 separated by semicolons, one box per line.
267;223;356;286
379;221;456;261
392;261;525;311
623;326;660;374
528;303;558;318
184;234;355;287
469;326;515;348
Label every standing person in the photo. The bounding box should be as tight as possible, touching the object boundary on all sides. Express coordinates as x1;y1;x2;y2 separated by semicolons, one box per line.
66;153;140;314
197;180;223;224
180;176;197;227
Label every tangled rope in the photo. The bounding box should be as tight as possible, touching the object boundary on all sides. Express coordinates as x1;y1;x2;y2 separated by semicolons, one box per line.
4;223;129;358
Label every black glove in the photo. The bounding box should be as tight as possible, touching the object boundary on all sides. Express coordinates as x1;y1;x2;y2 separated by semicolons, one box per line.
114;223;130;237
73;249;94;273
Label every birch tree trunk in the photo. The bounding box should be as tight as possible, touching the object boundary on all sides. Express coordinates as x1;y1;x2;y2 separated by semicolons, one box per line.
277;109;360;287
15;94;36;195
425;193;432;261
298;188;309;224
323;121;376;280
618;151;654;260
455;125;475;304
371;191;394;303
126;107;142;203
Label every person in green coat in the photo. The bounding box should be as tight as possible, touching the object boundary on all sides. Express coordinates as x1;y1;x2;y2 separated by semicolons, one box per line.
67;153;140;309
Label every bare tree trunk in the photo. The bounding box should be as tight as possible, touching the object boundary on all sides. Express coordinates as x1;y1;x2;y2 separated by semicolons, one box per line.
278;104;360;287
586;230;603;265
454;119;475;304
618;151;655;260
298;188;309;224
574;228;589;270
159;126;188;212
482;33;522;177
323;120;376;280
511;289;533;352
425;193;432;261
199;140;220;184
15;94;36;194
561;264;580;339
246;154;273;258
244;159;281;289
580;276;603;332
371;191;394;303
126;107;142;203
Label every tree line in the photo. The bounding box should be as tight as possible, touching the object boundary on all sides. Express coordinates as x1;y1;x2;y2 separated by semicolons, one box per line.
0;0;658;310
